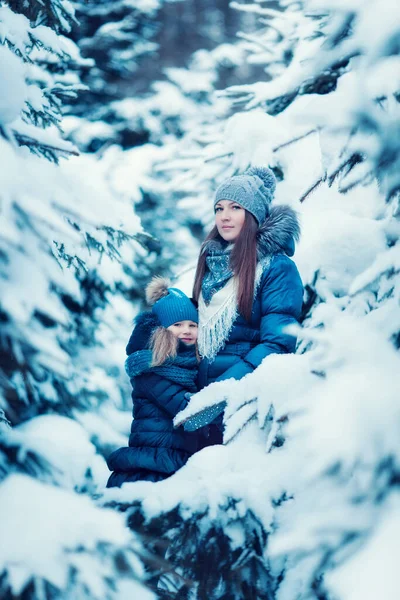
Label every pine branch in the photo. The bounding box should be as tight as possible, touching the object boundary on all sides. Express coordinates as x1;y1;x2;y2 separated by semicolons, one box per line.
204;150;233;163
327;153;364;187
299;176;325;203
259;18;285;40
230;2;298;20
13;132;80;159
236;31;274;53
273;128;318;152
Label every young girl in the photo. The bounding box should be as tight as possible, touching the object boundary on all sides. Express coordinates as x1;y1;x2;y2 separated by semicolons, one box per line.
106;277;200;488
176;166;304;441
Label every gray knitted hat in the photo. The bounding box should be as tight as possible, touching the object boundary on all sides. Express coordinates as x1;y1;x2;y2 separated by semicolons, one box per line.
214;166;276;225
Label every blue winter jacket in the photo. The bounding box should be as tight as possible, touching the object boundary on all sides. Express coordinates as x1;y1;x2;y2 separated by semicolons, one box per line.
198;205;303;389
106;313;199;488
198;254;303;388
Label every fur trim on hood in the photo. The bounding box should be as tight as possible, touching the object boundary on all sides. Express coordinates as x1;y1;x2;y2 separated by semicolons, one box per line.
126;311;160;355
257;204;300;259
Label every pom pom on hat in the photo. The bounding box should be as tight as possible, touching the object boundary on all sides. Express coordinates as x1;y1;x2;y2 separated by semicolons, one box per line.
246;166;276;196
145;276;171;306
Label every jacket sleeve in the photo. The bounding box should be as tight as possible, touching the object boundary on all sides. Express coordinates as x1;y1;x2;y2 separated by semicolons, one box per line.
216;254;303;382
142;374;190;418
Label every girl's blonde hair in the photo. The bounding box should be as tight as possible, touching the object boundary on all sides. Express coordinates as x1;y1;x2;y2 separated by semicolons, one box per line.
149;327;200;367
149;327;178;367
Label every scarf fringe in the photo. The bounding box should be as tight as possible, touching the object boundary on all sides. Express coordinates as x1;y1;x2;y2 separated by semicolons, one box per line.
198;259;270;361
198;280;238;360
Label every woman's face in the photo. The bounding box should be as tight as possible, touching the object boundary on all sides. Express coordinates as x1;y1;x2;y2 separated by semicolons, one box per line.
167;320;198;345
215;200;246;242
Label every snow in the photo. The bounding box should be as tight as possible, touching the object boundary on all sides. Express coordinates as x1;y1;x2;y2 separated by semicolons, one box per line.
0;45;27;124
166;66;216;94
0;5;71;56
0;474;133;595
365;56;400;98
0;6;35;56
102;143;168;204
75;408;130;451
325;494;400;600
104;429;278;527
10;118;78;154
209;43;245;68
322;0;400;59
11;415;109;490
295;198;387;297
351;243;400;293
120;0;162;15
0;134;143;344
289;316;400;474
222;109;288;170
62;116;115;148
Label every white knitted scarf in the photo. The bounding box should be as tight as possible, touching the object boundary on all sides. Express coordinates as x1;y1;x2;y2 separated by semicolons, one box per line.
198;259;269;361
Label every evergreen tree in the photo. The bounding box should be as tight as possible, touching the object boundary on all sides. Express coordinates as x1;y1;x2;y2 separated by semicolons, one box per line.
64;0;178;152
0;2;155;596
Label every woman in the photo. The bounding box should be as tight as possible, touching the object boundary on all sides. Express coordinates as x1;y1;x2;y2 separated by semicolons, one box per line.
107;278;200;487
176;166;303;443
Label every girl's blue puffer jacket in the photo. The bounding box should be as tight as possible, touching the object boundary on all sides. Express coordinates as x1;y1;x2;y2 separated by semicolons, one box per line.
198;205;304;390
106;313;199;488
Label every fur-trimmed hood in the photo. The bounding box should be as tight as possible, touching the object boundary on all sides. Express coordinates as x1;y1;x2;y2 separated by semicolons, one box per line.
202;204;300;259
257;204;300;258
126;311;160;355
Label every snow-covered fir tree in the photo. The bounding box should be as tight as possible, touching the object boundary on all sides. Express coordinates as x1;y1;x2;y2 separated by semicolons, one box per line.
0;2;156;597
104;1;400;599
65;0;169;152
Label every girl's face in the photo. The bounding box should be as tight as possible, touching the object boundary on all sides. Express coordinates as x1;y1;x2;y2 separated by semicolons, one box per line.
167;320;198;345
215;200;246;242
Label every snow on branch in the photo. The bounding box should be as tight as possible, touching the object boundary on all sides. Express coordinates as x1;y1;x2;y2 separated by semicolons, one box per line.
0;474;151;598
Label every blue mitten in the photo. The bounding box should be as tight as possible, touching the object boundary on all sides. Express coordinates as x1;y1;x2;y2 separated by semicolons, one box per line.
182;401;227;432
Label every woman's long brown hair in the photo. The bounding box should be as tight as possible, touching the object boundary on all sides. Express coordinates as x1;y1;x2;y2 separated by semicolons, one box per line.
193;210;258;321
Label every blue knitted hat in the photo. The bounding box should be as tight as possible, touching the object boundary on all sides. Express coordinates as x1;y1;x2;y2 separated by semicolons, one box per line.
214;166;276;225
145;277;198;328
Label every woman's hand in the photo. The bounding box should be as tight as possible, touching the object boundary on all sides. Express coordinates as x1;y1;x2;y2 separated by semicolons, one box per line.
174;379;235;431
180;401;227;431
174;378;236;430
